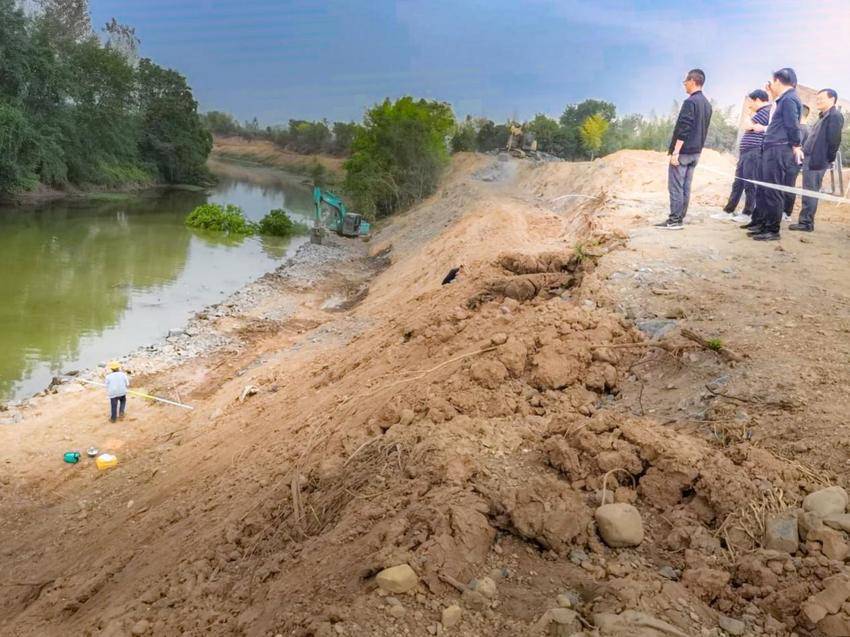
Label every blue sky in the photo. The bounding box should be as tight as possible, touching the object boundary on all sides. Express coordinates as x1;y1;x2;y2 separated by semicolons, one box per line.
90;0;848;125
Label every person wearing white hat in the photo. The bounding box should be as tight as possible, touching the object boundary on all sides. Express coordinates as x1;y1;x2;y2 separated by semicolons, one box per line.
105;361;130;423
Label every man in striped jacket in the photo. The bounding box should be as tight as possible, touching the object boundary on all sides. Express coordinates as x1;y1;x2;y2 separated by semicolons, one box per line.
720;89;770;221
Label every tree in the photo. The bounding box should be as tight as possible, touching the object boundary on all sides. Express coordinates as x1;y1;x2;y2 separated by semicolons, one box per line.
201;111;240;136
344;96;455;218
36;0;92;42
475;120;509;152
331;121;358;156
579;114;609;159
103;18;140;64
450;116;478;152
526;114;560;154
705;103;738;153
137;58;213;184
559;99;617;159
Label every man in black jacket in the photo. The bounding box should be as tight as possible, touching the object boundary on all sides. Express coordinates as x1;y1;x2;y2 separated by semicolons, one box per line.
790;89;845;232
657;69;713;230
744;68;804;241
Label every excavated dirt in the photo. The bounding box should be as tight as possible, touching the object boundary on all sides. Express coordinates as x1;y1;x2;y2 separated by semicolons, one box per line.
2;150;850;637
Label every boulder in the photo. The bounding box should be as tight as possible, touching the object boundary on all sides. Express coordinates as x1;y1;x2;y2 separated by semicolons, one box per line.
811;576;850;614
809;527;850;561
375;564;418;594
593;611;688;637
441;605;462;628
764;513;799;553
803;486;848;517
595;503;644;548
535;608;582;636
818;614;850;637
718;616;746;636
824;514;850;533
471;576;497;599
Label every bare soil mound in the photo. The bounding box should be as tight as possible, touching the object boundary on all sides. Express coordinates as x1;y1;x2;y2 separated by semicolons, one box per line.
2;151;848;637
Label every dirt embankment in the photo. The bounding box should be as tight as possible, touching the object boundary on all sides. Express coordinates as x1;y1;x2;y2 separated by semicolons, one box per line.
3;150;850;637
212;136;346;183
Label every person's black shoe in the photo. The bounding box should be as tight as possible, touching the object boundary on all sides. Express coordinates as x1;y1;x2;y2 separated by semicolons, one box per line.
751;232;780;241
654;220;684;230
723;205;736;213
746;226;766;236
788;223;813;232
741;221;761;229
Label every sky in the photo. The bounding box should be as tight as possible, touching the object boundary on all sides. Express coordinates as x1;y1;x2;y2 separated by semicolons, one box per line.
89;0;850;125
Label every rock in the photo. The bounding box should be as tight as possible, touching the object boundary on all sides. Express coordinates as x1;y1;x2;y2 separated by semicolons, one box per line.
635;319;677;340
824;514;850;533
811;576;850;614
764;513;799;553
556;593;572;608
461;589;488;611
659;566;679;581
593;611;688;636
569;549;589;564
386;604;406;619
535;608;582;636
140;589;159;604
441;605;462;628
471;576;497;599
398;409;415;426
718;615;745;636
801;600;828;624
810;527;850;561
595;503;644;548
490;332;508;345
803;486;848;517
799;510;828;540
167;328;185;338
375;564;418;594
818;613;850;637
131;620;151;636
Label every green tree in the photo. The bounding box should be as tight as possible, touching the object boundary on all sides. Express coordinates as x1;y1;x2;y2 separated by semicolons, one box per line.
201;111;240;136
705;103;739;153
331;121;358;156
579;114;609;159
344;96;455;218
559;99;617;159
137;58;213;184
475;120;510;152
450;116;478;152
526;114;560;154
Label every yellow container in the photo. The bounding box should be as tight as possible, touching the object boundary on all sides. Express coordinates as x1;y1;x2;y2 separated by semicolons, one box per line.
95;453;118;470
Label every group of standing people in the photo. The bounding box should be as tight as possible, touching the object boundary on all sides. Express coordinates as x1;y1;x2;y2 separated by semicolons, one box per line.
659;67;844;240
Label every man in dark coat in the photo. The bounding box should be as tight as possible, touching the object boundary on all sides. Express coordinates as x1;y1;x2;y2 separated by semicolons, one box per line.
790;89;845;232
656;69;713;230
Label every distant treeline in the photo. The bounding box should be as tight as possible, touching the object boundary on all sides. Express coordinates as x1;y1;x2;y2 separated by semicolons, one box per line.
0;0;212;197
205;97;743;166
452;99;741;159
202;111;358;157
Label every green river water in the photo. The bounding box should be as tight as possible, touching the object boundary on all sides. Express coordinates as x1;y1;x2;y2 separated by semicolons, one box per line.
0;163;314;401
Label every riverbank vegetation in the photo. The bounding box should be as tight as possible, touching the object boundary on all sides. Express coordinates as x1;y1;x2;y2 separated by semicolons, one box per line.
185;203;308;238
0;0;212;198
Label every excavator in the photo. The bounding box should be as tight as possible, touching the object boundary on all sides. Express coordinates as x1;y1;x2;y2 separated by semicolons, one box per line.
505;122;538;158
311;187;371;244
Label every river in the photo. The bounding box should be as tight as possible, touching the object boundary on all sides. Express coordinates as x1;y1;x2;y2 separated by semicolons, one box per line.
0;161;315;401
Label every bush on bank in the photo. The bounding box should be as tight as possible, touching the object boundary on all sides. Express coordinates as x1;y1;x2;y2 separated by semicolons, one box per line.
185;204;308;238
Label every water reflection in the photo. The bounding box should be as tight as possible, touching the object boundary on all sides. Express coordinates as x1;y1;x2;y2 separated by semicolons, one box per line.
0;164;312;399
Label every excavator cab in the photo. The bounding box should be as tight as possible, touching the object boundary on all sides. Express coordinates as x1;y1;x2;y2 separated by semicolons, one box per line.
312;187;371;244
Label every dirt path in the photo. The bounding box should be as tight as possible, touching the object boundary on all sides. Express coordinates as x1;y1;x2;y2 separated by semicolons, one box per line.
3;151;850;637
